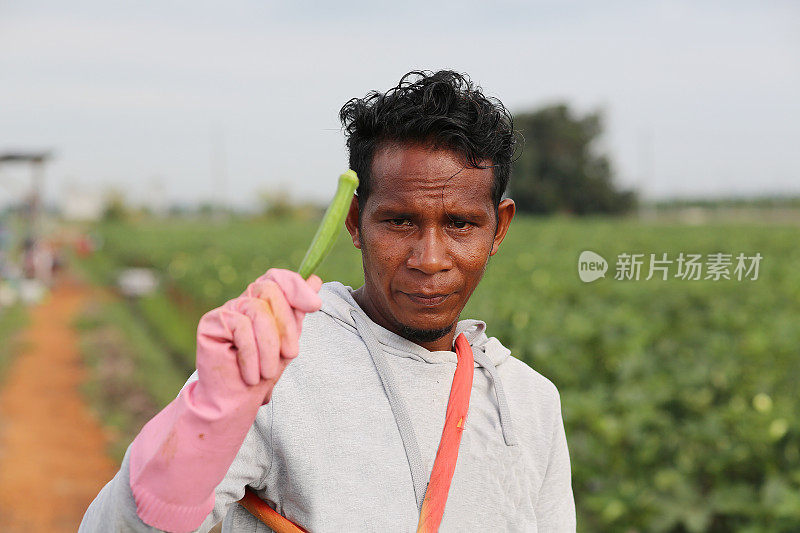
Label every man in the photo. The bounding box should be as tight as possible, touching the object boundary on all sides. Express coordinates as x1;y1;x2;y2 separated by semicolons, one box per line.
81;70;576;532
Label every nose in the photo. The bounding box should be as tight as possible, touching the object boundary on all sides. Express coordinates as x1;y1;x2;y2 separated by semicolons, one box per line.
406;226;454;274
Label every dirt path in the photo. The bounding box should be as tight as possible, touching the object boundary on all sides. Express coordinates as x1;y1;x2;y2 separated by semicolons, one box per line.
0;275;117;532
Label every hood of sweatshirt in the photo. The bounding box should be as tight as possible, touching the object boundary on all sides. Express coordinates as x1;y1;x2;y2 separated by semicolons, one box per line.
317;281;517;464
317;281;512;368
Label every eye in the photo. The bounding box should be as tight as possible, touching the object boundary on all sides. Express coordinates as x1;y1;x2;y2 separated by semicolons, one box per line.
449;219;470;229
388;218;411;227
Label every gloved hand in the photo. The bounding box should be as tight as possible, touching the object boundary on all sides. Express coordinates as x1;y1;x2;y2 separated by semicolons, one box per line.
128;268;323;533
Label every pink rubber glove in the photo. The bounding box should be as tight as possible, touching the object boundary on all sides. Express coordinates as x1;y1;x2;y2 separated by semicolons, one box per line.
129;268;323;532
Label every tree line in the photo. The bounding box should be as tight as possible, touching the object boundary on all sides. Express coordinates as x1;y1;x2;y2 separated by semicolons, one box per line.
511;104;637;215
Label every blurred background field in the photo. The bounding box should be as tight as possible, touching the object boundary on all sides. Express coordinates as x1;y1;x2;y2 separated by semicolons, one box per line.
65;211;799;532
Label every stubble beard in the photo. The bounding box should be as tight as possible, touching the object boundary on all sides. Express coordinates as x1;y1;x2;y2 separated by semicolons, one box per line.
398;321;455;344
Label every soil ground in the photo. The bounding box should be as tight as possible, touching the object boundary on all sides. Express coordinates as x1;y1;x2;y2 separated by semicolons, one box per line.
0;275;117;531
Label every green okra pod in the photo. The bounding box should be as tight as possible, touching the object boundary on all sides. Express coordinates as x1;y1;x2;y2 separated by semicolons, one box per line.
297;170;359;279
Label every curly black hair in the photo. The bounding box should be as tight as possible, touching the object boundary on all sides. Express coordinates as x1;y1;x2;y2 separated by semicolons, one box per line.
339;70;517;219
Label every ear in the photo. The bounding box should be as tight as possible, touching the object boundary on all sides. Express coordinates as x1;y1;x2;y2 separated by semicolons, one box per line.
490;198;515;256
344;195;362;249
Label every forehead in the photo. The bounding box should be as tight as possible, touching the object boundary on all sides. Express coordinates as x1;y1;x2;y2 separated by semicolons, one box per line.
367;142;494;212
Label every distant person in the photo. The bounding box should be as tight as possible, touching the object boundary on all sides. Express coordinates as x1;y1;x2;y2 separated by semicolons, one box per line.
22;236;36;279
75;233;94;257
33;240;55;285
0;220;9;277
81;70;576;532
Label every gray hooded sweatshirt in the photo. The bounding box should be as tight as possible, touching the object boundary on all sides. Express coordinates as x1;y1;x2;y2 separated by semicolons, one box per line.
80;281;576;532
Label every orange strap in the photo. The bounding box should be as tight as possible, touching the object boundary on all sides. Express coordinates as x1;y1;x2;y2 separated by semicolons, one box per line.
239;488;309;533
239;332;475;533
416;332;474;532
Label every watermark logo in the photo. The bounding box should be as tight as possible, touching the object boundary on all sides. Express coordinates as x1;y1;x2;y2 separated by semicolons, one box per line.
577;251;762;282
578;250;608;282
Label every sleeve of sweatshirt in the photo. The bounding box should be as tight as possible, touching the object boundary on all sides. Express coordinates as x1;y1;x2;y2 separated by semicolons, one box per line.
534;389;577;532
78;378;274;533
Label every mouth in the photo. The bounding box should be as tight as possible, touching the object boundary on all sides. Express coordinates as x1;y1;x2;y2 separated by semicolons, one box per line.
401;292;452;307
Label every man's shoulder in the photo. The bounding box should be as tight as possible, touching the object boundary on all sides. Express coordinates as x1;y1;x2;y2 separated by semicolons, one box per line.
299;303;360;348
489;349;567;452
497;353;563;410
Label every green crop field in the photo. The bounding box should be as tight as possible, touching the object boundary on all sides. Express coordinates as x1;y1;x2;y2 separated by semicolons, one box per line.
78;215;800;532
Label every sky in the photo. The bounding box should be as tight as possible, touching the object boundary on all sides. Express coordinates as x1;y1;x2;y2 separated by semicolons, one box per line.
1;1;798;209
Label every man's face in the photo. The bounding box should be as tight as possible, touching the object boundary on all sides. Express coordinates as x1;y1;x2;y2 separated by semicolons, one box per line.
345;141;515;352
